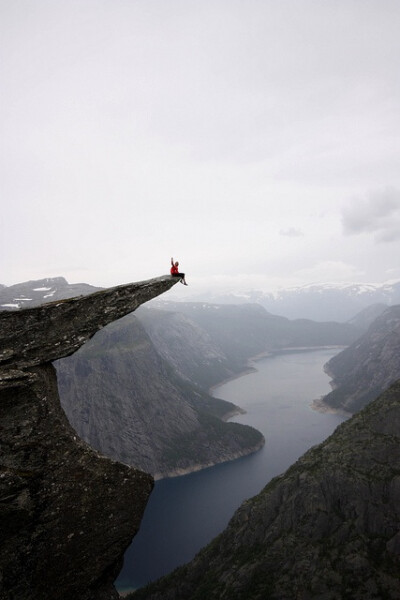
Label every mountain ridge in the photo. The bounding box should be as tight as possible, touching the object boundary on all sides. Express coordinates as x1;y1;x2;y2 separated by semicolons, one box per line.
173;280;400;322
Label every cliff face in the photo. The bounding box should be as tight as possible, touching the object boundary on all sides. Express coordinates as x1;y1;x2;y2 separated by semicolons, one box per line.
0;276;178;600
132;380;400;600
136;307;237;388
322;305;400;413
55;314;263;479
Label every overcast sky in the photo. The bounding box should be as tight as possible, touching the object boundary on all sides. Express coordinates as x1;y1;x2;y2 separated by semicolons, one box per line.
1;0;400;296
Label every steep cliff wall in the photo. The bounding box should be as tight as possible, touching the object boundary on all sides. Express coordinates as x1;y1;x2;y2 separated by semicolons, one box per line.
0;276;178;600
131;380;400;600
56;314;263;479
322;305;400;413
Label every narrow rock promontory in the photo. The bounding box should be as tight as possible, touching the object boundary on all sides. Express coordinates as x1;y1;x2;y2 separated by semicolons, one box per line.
0;276;178;600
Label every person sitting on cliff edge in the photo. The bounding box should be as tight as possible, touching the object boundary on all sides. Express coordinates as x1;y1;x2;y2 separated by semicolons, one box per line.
170;257;188;285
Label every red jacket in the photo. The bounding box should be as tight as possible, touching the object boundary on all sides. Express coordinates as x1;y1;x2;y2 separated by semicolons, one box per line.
171;264;179;274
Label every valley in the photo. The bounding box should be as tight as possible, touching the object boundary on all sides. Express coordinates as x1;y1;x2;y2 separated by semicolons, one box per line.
1;276;399;599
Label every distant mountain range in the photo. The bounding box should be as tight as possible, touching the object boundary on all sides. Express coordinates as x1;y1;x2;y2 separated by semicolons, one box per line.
0;277;100;309
137;301;361;388
184;280;400;322
2;277;399;324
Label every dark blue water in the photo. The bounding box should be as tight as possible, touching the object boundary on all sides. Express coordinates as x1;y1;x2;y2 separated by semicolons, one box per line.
116;348;347;594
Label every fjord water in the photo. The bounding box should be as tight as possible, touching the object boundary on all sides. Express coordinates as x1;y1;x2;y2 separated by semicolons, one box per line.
116;348;347;593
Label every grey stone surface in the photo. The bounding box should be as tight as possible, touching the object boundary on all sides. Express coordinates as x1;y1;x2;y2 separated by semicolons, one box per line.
0;275;178;600
0;276;177;369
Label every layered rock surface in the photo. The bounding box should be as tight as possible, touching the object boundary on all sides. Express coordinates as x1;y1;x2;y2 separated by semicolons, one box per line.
0;276;178;600
131;380;400;600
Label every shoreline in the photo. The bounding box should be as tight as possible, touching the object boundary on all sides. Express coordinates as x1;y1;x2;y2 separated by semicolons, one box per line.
208;367;257;393
157;346;346;481
311;396;352;417
153;438;265;481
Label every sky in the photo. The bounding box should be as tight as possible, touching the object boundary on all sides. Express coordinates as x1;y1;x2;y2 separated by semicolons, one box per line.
1;0;400;298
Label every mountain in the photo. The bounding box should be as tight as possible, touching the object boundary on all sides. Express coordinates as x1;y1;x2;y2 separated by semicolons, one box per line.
346;302;388;332
0;276;177;600
320;305;400;414
185;280;400;322
130;379;400;600
0;276;101;310
135;306;238;389
0;277;361;479
56;313;263;479
138;301;361;388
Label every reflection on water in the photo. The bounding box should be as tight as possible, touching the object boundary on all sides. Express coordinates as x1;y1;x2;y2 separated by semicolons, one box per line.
116;348;347;592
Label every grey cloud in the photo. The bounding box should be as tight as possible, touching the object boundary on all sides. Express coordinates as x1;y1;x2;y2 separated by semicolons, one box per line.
376;229;400;243
342;188;400;243
279;227;304;237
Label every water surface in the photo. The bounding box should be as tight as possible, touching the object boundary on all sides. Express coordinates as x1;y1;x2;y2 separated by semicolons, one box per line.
116;348;347;593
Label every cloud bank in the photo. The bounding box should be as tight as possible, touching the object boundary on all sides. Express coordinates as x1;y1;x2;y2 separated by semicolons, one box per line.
342;188;400;243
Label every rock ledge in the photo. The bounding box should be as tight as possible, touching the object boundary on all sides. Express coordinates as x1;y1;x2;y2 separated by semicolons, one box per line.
0;275;178;600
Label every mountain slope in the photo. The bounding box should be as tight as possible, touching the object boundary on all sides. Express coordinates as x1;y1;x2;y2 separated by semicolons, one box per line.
56;313;263;479
139;302;360;388
322;305;400;413
346;302;388;333
131;379;400;600
136;306;242;388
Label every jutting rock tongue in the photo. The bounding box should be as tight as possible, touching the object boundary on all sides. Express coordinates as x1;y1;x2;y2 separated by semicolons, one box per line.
0;275;179;600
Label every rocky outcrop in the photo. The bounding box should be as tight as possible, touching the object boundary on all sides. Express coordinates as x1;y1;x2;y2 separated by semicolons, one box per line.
131;380;400;600
321;305;400;413
0;276;178;600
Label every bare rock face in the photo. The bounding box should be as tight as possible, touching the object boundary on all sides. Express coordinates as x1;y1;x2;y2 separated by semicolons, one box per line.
322;304;400;413
0;276;178;600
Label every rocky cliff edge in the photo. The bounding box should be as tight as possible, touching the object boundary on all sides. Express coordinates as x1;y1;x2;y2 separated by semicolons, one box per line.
0;276;178;600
